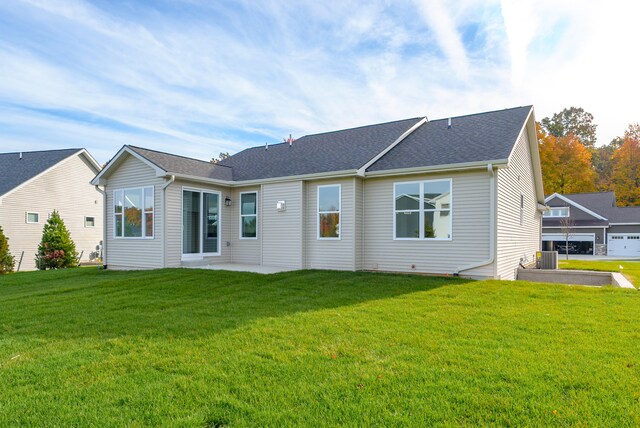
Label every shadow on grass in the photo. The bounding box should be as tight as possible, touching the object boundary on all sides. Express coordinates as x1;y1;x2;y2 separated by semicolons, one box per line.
0;268;470;340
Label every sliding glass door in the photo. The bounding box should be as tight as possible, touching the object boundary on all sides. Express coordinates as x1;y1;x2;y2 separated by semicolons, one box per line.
182;189;220;258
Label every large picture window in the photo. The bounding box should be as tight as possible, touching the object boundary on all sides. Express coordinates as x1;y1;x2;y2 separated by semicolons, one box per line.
114;187;154;238
394;179;451;240
240;192;258;239
318;184;341;239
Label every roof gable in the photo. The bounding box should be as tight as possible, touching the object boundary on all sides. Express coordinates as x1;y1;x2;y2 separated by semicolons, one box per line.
366;106;532;172
544;193;609;221
0;148;96;197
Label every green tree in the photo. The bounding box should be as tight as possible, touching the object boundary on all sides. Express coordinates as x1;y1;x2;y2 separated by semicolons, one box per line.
35;211;78;270
210;152;230;164
541;107;598;148
0;226;15;274
592;137;623;191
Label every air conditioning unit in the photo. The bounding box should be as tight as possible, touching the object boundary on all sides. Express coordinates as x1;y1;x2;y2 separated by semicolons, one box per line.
537;251;558;270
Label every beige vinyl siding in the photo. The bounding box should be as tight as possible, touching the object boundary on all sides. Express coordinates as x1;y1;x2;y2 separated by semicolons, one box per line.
230;186;261;264
105;153;164;269
305;178;355;270
363;171;494;278
261;181;303;269
0;153;102;271
354;177;364;270
164;179;233;267
496;130;541;280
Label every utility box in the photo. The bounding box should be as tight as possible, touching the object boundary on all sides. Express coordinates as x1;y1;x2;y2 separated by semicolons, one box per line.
537;251;558;270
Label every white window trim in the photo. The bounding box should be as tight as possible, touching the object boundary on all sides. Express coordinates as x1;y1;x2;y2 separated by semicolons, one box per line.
239;191;258;240
181;186;221;259
113;186;154;239
26;212;40;224
317;184;341;240
84;216;96;228
393;178;453;241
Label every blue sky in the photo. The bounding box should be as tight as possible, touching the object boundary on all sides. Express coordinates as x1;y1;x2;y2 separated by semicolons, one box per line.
1;0;639;164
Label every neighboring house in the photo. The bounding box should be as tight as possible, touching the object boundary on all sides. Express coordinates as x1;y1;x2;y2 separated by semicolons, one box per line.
91;106;545;280
542;192;640;257
0;149;103;270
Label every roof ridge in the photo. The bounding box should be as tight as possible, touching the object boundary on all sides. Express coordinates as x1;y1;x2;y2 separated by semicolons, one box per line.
127;145;233;170
0;148;83;156
232;117;425;154
428;105;533;123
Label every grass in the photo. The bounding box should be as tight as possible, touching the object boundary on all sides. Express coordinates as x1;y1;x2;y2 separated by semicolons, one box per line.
559;259;640;285
1;268;639;426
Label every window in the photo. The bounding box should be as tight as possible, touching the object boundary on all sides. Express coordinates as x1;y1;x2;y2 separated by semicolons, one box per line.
85;216;96;227
318;184;341;239
394;179;452;240
26;212;39;223
543;207;570;217
520;194;524;225
114;187;154;238
240;192;257;239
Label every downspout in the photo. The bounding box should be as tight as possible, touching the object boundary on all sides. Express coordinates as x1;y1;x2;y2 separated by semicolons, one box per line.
455;163;496;276
95;185;107;269
161;175;175;268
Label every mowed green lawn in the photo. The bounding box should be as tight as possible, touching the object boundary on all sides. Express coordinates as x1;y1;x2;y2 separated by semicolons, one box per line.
560;259;640;285
1;268;639;427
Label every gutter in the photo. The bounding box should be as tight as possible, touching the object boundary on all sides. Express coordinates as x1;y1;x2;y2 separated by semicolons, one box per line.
362;159;509;178
455;163;496;276
95;185;107;269
161;175;175;268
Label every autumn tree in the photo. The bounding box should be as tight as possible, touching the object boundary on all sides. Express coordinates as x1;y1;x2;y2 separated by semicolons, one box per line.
541;107;597;149
610;124;640;206
538;124;596;194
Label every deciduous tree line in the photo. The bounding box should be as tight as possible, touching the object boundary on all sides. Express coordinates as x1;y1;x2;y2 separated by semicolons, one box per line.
538;107;640;206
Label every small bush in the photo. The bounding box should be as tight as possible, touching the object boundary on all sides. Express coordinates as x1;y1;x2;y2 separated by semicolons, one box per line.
0;226;15;274
35;211;78;270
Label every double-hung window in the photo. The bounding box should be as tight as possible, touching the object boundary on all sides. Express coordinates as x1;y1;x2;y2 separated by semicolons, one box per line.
114;187;154;238
240;192;258;239
318;184;341;239
394;179;452;239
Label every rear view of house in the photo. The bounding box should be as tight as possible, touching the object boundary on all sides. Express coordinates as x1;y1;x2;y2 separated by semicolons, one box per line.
0;149;103;271
92;106;545;279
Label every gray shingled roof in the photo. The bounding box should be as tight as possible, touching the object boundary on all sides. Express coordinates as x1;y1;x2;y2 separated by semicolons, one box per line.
124;106;532;182
367;106;532;172
218;117;423;180
548;192;640;224
0;148;83;197
127;146;233;181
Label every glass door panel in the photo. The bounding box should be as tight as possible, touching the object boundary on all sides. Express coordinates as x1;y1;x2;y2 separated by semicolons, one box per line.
203;193;219;254
182;190;201;254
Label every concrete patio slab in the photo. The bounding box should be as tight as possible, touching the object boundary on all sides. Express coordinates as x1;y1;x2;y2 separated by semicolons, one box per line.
183;263;294;274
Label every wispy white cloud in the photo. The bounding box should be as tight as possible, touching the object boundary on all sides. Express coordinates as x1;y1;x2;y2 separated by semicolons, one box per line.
0;0;638;165
414;0;470;80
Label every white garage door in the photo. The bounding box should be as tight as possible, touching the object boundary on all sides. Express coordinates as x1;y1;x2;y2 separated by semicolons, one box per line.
608;234;640;257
